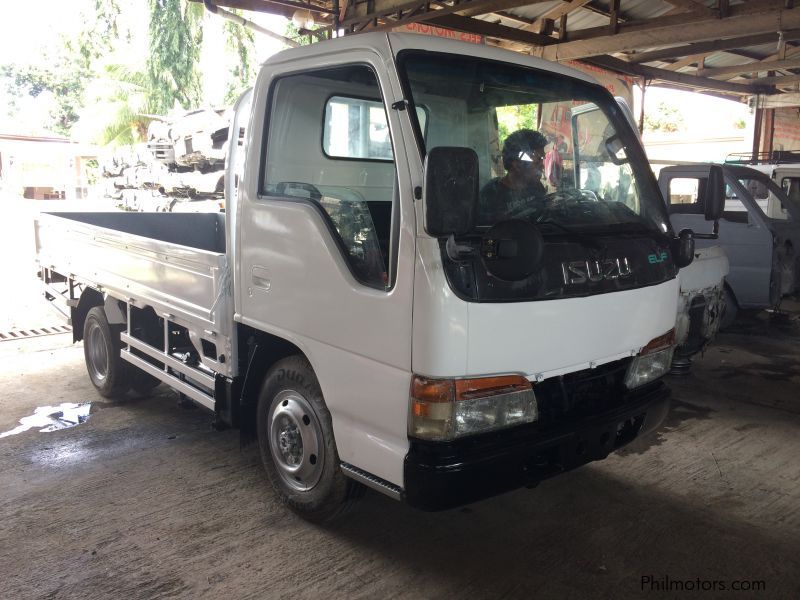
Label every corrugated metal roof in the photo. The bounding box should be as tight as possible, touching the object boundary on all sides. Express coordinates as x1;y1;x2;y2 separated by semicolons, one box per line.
220;0;800;99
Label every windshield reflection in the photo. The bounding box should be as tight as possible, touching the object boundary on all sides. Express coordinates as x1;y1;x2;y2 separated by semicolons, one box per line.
399;52;669;235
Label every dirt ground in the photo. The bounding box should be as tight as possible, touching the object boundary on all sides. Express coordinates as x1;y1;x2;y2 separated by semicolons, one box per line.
1;198;800;599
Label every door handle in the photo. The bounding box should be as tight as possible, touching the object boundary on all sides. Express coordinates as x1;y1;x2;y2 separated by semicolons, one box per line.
251;265;271;291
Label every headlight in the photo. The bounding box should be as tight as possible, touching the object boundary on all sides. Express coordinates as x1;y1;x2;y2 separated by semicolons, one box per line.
624;329;675;389
410;375;537;441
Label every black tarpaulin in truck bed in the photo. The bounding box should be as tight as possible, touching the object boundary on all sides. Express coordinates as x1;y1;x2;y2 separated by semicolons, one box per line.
45;212;226;254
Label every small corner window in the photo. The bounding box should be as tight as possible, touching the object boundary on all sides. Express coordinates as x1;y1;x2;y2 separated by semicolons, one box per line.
323;97;394;160
323;97;427;161
668;177;706;215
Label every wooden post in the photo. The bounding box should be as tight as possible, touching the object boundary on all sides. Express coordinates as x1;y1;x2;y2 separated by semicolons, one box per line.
765;108;775;158
609;0;619;34
333;0;340;38
638;78;646;135
764;71;776;159
752;104;763;163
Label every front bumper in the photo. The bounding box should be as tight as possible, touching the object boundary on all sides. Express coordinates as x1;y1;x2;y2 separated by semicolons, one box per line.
403;382;669;511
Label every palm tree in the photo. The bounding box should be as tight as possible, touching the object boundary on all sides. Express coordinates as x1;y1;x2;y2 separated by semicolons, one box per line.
78;63;152;147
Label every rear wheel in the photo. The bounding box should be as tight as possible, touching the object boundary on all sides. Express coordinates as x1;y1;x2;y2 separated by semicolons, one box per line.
83;306;130;398
130;369;161;394
256;355;363;521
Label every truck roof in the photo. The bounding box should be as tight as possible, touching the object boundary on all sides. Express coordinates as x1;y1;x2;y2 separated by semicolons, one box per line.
261;32;600;88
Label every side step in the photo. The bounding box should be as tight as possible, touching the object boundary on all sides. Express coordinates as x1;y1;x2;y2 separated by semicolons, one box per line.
340;462;403;501
120;333;216;411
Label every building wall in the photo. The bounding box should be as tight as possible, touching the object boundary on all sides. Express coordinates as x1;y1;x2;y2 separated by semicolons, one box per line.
0;135;98;200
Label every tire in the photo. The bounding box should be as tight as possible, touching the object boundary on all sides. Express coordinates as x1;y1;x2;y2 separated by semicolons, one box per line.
130;368;161;395
83;306;130;399
720;286;738;330
256;355;363;522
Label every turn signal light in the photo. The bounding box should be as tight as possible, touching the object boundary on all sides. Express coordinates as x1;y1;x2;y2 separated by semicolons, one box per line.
640;329;675;355
410;374;537;441
625;329;676;389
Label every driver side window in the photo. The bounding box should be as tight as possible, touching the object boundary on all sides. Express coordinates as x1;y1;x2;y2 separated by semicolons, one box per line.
261;65;397;290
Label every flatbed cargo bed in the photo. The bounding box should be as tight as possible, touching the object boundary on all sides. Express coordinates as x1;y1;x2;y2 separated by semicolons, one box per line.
34;211;234;387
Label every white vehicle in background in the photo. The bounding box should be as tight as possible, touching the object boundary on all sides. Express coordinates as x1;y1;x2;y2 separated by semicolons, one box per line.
583;100;729;370
671;246;728;373
147;108;231;173
35;33;724;520
660;162;800;326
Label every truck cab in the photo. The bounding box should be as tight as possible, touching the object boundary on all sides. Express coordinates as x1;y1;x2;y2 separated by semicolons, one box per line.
235;33;694;511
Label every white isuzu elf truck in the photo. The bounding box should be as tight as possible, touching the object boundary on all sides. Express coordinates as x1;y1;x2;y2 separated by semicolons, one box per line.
34;33;723;520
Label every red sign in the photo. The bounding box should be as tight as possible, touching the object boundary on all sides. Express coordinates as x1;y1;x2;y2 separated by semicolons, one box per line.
394;23;484;45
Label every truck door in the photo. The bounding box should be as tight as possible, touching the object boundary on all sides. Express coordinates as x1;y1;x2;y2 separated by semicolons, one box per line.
776;168;800;220
236;51;415;486
660;167;772;308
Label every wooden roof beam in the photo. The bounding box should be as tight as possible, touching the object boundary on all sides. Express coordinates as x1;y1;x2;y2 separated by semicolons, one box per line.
581;0;628;23
197;0;332;17
426;13;555;45
698;56;800;78
457;0;556;18
340;0;556;31
664;53;710;71
662;0;716;17
584;54;776;95
535;4;800;62
626;30;800;64
745;73;800;86
524;0;592;35
564;0;789;45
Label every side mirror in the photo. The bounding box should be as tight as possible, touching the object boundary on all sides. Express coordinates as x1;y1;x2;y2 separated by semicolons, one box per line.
705;164;725;222
423;147;478;236
694;164;724;240
672;228;695;269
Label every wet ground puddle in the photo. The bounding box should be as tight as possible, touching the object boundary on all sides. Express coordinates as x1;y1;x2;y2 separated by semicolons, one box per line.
0;403;91;438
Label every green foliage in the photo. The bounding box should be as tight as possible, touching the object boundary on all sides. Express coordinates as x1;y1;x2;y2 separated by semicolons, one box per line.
223;11;256;105
69;0;125;72
644;101;684;133
1;64;84;134
734;118;746;130
1;0;123;136
496;104;538;143
146;0;203;114
284;21;322;47
92;64;152;146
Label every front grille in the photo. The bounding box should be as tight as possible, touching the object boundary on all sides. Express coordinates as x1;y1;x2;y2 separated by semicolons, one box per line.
535;358;633;428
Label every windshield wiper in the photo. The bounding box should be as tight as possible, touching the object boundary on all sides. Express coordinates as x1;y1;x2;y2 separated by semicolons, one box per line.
601;221;656;234
535;219;605;249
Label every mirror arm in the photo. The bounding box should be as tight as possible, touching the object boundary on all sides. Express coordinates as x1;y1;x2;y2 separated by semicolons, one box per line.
693;219;720;240
445;234;476;261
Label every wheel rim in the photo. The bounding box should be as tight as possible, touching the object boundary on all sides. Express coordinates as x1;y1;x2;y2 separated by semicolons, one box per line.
268;390;325;492
86;321;109;384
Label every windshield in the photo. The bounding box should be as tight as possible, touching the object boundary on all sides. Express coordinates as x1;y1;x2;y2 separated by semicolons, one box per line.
732;170;799;222
399;52;670;236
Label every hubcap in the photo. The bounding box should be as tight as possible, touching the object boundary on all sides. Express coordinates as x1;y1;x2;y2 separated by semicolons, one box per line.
268;390;324;492
86;321;109;384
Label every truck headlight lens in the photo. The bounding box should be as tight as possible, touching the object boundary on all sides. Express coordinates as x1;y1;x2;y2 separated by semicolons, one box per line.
624;329;676;389
410;375;537;441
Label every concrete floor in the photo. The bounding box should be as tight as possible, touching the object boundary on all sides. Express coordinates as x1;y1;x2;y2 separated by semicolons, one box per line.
1;199;799;598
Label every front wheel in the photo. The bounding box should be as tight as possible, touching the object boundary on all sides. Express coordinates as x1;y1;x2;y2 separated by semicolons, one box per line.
83;306;130;398
256;356;363;521
720;287;738;330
